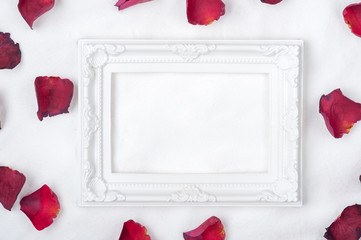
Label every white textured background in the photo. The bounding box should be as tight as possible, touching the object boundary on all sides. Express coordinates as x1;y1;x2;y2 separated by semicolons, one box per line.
1;0;361;239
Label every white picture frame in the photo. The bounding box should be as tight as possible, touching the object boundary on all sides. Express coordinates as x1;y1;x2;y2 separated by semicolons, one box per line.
79;40;303;206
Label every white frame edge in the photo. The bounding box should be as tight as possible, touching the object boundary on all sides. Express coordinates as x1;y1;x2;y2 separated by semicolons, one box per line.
78;40;303;207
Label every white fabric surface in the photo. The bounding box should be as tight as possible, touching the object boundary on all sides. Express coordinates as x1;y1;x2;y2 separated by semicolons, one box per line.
1;0;361;239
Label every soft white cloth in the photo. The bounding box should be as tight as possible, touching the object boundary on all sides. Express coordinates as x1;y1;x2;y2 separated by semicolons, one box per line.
0;0;360;239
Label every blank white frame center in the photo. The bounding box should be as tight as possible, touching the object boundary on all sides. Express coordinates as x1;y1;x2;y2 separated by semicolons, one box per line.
110;72;270;174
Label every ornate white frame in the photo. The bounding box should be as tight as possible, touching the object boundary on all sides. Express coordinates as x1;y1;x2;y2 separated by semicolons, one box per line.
79;40;303;206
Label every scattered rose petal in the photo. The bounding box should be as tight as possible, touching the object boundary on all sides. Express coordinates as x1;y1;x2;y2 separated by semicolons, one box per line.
119;220;151;240
324;204;361;240
0;167;26;211
20;185;60;231
319;89;361;138
115;0;153;10
183;216;225;240
187;0;225;26
261;0;283;4
343;3;361;37
0;32;21;70
0;104;1;129
18;0;55;29
35;76;74;121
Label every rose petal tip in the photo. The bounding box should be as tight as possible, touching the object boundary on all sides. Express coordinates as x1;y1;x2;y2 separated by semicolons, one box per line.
343;3;361;37
324;204;361;240
18;0;55;29
35;76;74;121
319;89;361;138
183;216;225;240
20;184;60;231
0;167;26;211
261;0;283;5
187;0;225;26
0;32;21;70
119;220;151;240
115;0;153;11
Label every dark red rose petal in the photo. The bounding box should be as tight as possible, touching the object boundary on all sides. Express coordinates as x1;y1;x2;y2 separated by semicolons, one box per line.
324;204;361;240
183;216;225;240
18;0;55;29
343;3;361;37
115;0;153;10
261;0;283;5
119;220;151;240
35;76;74;121
319;89;361;138
0;32;21;70
0;106;1;129
187;0;225;26
20;185;60;231
0;167;26;211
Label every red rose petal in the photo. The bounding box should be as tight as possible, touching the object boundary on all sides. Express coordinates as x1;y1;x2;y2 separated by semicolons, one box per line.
343;3;361;37
115;0;153;10
187;0;225;26
35;76;74;121
119;220;151;240
0;100;2;129
324;204;361;240
319;89;361;138
18;0;55;29
0;32;21;70
183;216;225;240
0;167;26;211
20;185;60;231
261;0;283;4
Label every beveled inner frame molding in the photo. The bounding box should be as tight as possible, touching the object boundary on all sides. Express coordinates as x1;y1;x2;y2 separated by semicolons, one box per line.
79;40;303;206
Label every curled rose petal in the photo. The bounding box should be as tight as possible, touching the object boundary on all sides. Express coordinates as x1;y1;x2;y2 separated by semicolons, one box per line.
20;185;60;231
324;204;361;240
115;0;153;10
187;0;225;26
0;167;26;211
119;220;151;240
319;89;361;138
343;3;361;37
261;0;283;4
0;32;21;70
35;76;74;121
183;216;225;240
18;0;55;29
0;100;2;129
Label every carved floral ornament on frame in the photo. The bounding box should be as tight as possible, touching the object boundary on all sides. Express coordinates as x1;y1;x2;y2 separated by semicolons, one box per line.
79;40;303;206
